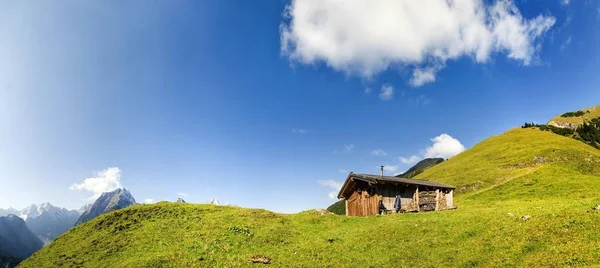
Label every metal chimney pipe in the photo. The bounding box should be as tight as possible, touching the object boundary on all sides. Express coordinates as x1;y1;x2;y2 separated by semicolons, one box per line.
380;166;384;178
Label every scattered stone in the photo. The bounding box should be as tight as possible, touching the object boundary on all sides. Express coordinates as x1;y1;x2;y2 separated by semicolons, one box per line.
328;238;335;243
507;213;514;217
313;209;332;215
533;156;548;165
250;255;271;264
593;204;600;211
521;215;531;221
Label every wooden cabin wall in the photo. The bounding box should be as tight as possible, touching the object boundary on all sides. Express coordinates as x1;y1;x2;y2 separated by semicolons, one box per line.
346;188;379;216
377;184;416;212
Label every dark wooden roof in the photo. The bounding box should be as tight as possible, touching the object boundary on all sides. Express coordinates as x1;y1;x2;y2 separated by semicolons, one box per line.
337;173;455;199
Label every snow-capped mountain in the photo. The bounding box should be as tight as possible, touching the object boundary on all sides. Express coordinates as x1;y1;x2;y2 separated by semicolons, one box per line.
0;208;20;217
76;188;137;225
0;203;81;244
209;198;221;206
23;204;80;243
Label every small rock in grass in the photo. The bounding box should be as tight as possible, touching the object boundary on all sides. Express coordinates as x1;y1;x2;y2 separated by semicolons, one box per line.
593;204;600;211
521;215;531;221
250;255;271;264
507;213;514;217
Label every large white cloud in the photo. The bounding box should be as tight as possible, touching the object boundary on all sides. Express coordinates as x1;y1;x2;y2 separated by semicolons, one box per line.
280;0;555;86
69;167;122;200
424;134;466;159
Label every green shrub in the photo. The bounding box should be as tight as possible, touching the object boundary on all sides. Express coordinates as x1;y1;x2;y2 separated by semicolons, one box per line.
561;110;588;118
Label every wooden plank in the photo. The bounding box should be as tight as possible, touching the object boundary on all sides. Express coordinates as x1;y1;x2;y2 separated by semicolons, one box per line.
435;189;440;211
416;186;420;212
345;199;348;216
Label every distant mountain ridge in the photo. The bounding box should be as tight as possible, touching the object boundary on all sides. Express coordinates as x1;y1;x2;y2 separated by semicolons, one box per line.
0;203;82;244
0;215;42;262
76;188;137;225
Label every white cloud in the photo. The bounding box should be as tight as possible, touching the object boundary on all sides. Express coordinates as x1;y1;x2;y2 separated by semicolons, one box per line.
318;180;343;199
399;155;422;165
379;84;394;100
292;128;307;134
143;199;154;204
560;36;571;51
364;87;372;94
280;0;555;86
398;134;465;166
424;134;466;159
69;167;122;200
560;0;571;6
343;144;354;152
178;192;189;197
383;165;399;174
371;149;388;156
410;67;438;87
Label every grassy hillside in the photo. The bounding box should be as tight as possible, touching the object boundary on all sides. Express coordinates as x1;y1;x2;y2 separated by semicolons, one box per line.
415;128;600;194
548;104;600;125
21;128;600;267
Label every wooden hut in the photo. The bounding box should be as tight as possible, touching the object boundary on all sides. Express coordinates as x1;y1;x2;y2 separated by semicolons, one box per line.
337;172;456;216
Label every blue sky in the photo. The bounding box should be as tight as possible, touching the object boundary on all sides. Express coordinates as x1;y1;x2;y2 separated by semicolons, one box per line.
1;0;599;213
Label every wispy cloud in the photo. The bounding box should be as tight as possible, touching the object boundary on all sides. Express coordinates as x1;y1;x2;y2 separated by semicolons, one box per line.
415;95;431;105
69;167;122;200
379;84;394;100
364;87;372;94
178;192;189;197
143;199;154;204
560;36;572;51
343;144;354;152
410;67;438;87
318;180;343;199
381;165;399;175
371;149;387;156
560;0;571;6
292;128;307;134
399;155;421;165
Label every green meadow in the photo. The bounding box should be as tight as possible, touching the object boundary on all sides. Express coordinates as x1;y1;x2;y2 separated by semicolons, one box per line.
21;128;600;267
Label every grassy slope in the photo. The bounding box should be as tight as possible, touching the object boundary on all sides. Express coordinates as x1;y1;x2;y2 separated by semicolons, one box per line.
21;128;600;267
548;104;600;125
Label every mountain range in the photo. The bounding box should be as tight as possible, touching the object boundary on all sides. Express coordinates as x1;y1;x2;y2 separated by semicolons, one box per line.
0;188;138;267
0;203;82;244
0;215;43;267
